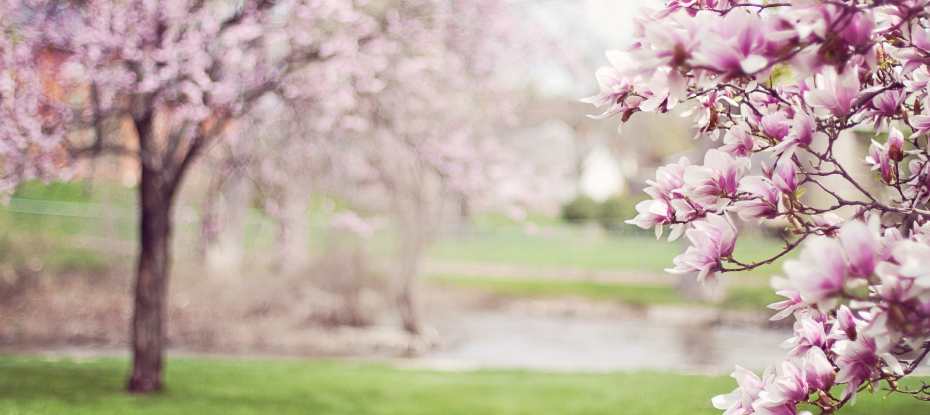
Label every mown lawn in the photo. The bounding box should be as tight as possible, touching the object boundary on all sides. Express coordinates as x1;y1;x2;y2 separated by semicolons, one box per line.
429;225;789;279
0;357;924;415
430;274;781;310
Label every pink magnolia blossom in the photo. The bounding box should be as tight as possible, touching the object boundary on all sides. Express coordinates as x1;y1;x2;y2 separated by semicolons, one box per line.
684;149;750;207
721;125;755;157
768;286;804;322
838;220;879;278
761;111;790;141
733;176;780;222
802;347;835;392
692;10;770;75
645;157;690;202
866;139;895;183
886;126;905;162
668;213;737;281
771;159;798;195
833;335;883;400
760;360;809;405
712;366;764;415
804;66;860;117
780;237;847;308
782;313;828;357
773;113;824;156
871;89;905;118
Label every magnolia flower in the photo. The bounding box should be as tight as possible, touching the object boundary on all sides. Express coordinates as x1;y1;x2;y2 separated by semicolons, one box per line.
782;313;828;357
886;126;905;162
834;335;883;400
810;213;843;237
871;89;905;118
904;157;930;203
645;157;690;201
835;305;858;341
762;360;809;404
771;159;798;195
804;66;860;117
633;10;701;72
838;220;879;278
627;199;673;235
876;263;918;303
693;10;770;75
802;347;835;392
721;125;755;157
912;111;930;137
773;113;825;156
712;366;764;415
781;237;848;308
768;286;804;321
668;214;737;281
684;149;750;207
761;111;790;141
733;176;780;221
583;64;635;121
839;10;874;47
866;140;894;183
893;240;930;281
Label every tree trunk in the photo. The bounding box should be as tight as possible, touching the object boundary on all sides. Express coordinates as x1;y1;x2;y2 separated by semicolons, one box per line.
396;226;423;335
273;192;310;274
397;275;420;335
127;164;176;393
204;171;250;277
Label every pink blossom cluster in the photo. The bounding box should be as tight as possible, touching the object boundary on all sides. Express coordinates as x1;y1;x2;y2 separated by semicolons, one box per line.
587;0;930;412
0;0;378;192
0;0;71;194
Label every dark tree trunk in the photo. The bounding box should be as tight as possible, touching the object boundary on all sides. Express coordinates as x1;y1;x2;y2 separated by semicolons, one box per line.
127;161;177;393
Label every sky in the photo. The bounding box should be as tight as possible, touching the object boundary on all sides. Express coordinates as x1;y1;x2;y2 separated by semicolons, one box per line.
517;0;646;96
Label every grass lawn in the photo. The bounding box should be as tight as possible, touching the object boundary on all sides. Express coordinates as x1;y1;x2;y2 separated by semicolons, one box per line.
429;225;789;279
0;356;925;415
430;274;781;310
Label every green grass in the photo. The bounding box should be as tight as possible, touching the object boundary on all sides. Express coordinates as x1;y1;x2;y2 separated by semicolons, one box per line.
429;226;788;278
0;181;793;283
430;274;781;310
0;356;925;415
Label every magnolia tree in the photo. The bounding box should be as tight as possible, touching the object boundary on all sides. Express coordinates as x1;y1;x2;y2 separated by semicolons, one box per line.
588;0;930;413
191;0;532;335
325;0;527;335
2;0;378;393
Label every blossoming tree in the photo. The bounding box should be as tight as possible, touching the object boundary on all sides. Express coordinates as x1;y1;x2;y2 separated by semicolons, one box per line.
1;0;376;393
587;0;930;413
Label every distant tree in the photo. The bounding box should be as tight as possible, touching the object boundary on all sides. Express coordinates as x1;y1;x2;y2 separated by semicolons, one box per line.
1;0;377;393
196;0;534;335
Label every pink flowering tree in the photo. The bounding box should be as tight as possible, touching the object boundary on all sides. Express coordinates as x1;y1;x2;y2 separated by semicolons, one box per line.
324;0;526;335
2;0;376;393
0;1;71;195
588;1;930;413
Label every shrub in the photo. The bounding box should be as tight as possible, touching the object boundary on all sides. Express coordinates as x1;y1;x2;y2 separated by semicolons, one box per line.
560;195;599;224
598;195;640;231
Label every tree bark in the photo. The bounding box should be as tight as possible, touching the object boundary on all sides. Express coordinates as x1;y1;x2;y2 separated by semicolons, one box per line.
127;161;176;393
273;192;310;274
396;223;423;335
